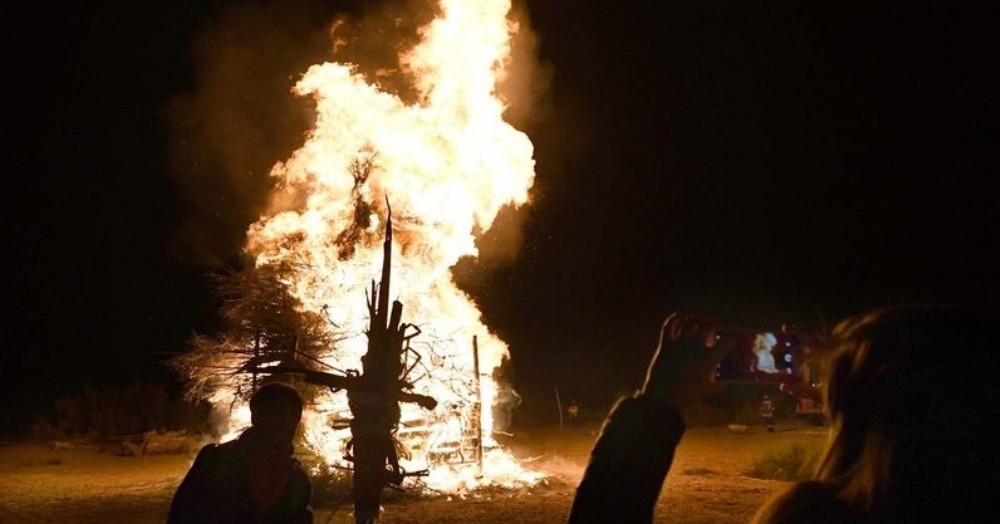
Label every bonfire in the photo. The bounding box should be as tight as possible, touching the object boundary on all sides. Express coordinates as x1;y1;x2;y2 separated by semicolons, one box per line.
171;1;545;520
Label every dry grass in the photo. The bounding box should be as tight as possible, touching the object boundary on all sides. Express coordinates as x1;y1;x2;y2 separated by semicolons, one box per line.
0;422;826;523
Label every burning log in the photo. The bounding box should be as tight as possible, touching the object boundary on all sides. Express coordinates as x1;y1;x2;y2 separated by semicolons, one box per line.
248;205;437;524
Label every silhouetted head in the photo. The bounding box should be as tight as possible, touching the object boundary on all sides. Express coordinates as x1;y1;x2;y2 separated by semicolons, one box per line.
249;382;303;449
816;304;995;517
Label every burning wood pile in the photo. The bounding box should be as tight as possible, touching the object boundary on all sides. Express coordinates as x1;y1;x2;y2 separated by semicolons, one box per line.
243;209;466;521
171;0;545;516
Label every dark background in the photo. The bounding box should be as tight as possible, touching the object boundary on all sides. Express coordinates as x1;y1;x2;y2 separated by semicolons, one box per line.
3;1;997;433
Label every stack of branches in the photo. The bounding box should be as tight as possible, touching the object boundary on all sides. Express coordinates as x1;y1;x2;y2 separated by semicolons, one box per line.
170;261;342;405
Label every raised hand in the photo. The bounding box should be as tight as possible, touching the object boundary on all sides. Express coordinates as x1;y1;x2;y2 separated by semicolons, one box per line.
641;313;732;411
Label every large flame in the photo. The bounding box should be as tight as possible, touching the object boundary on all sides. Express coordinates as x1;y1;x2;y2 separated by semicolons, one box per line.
221;0;540;491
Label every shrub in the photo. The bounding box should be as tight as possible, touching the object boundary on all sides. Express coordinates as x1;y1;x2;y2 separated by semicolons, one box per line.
308;464;355;506
33;381;211;440
731;401;762;426
746;443;821;481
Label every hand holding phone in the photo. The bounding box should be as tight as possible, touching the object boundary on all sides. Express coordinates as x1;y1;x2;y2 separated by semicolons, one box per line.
641;313;731;410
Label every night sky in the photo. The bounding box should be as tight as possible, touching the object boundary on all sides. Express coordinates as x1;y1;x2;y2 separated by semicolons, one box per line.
4;1;997;433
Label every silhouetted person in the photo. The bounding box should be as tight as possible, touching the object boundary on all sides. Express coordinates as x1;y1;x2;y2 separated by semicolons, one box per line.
567;400;581;426
753;305;996;523
168;382;313;524
760;394;776;432
569;306;997;523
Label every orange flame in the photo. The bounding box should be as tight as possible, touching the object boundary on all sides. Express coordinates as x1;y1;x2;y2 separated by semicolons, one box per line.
223;0;541;491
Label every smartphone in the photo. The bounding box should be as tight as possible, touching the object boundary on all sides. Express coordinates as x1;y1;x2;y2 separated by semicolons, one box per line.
714;330;804;383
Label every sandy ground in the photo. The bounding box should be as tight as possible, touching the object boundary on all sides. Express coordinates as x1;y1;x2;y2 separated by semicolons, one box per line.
0;423;825;523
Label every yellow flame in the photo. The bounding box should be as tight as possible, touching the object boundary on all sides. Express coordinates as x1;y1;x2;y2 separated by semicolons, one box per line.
231;0;539;490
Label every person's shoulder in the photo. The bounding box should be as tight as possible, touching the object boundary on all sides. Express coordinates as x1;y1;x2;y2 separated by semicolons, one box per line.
290;457;311;483
196;439;236;457
286;457;313;506
191;442;221;461
191;439;243;469
752;481;858;524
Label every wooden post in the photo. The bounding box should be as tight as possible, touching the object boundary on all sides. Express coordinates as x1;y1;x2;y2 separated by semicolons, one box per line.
252;330;261;390
554;386;564;432
473;335;484;476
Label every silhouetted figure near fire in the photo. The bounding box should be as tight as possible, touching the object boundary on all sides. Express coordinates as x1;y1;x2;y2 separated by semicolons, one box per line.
168;382;313;524
569;306;996;523
759;394;775;433
567;400;581;426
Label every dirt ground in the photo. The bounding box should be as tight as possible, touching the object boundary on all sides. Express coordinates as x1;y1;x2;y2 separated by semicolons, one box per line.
0;422;826;523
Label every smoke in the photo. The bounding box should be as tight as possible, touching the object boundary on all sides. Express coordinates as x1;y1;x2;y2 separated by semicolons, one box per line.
166;0;343;266
497;2;552;134
492;385;522;432
479;2;551;268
